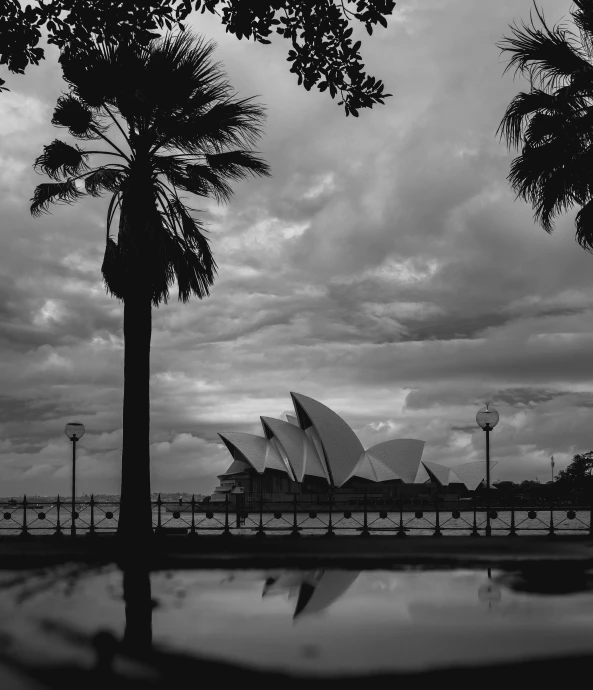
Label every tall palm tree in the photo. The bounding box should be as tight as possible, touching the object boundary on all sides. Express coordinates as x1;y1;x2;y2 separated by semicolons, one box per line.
31;31;270;542
497;1;593;251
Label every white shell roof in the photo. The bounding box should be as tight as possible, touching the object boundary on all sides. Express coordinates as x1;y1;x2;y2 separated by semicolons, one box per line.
217;394;426;487
450;460;498;491
222;458;252;476
281;410;300;427
365;439;425;483
217;432;284;475
344;451;401;483
260;416;323;482
303;427;331;480
422;461;452;486
290;392;364;487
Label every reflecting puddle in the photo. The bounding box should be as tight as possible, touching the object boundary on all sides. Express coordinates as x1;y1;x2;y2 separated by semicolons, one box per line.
1;565;593;679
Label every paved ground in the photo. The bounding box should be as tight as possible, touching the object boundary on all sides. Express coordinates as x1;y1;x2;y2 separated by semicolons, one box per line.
1;534;593;569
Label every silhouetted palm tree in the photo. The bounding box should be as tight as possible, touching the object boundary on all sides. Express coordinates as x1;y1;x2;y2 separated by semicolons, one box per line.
31;32;270;542
497;1;593;251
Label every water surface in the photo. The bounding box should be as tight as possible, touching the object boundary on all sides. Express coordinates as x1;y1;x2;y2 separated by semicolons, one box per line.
2;565;593;679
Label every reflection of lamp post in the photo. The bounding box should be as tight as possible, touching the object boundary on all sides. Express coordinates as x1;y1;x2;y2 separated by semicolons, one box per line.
478;568;502;613
65;421;85;538
476;403;499;537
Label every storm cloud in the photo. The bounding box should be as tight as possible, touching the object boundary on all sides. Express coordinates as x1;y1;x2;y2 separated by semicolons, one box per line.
0;0;591;495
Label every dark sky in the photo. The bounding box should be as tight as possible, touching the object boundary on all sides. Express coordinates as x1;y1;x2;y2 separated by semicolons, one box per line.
0;0;590;496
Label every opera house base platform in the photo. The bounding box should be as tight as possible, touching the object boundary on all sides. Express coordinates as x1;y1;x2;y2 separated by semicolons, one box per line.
1;534;593;569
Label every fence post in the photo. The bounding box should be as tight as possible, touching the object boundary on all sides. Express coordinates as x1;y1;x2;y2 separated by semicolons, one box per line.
156;494;162;535
396;493;406;538
88;494;95;538
470;493;480;537
20;495;28;539
325;490;335;538
360;491;370;537
509;492;517;537
289;492;300;538
433;489;442;537
222;493;231;537
189;494;197;537
548;493;555;538
54;495;62;538
255;492;266;538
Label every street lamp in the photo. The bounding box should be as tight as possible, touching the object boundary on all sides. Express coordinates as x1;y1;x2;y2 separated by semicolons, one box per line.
65;420;85;538
476;403;499;537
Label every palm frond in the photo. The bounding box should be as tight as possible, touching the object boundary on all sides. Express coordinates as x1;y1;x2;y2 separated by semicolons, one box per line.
172;163;233;202
575;196;593;251
145;32;226;112
497;89;566;149
30;180;86;217
160;151;270;202
508;139;583;232
101;236;127;300
498;3;590;91
84;167;125;197
106;191;123;239
205;150;271;181
155;97;267;154
572;0;593;59
33;140;90;180
52;95;107;140
162;231;217;302
531;168;578;232
153;155;186;180
169;196;215;256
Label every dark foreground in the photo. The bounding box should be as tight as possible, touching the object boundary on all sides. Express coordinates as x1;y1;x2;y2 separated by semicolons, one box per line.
2;536;593;688
1;534;593;569
3;643;593;690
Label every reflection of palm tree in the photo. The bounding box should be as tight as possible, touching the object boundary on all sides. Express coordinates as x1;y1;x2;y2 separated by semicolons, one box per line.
122;566;153;656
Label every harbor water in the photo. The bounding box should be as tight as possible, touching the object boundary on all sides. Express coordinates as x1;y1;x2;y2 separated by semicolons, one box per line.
1;565;593;680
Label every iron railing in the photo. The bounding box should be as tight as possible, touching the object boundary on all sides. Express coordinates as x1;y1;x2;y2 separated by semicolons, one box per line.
0;493;592;538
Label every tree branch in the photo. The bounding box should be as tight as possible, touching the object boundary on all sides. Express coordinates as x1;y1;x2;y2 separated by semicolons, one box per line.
103;104;132;148
89;126;132;163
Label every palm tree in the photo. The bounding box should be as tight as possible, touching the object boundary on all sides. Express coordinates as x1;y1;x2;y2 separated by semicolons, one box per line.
496;1;593;251
31;32;270;542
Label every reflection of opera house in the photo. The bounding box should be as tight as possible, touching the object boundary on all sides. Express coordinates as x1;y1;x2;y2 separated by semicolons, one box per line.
212;392;429;507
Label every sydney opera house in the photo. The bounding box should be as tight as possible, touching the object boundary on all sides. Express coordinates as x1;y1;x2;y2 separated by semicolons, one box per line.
212;392;492;506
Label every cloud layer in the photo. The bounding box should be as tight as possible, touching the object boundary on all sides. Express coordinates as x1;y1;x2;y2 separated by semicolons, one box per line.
0;0;590;496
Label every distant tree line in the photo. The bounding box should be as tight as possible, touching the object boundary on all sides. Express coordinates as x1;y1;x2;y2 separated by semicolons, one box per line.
489;452;593;502
554;452;593;487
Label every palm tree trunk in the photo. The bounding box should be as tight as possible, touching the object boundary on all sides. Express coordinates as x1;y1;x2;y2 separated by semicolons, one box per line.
118;286;153;542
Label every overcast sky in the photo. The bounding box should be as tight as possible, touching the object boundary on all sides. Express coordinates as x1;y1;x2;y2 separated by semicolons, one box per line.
0;0;590;497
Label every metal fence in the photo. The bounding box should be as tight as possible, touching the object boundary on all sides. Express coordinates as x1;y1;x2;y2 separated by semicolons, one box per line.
1;493;592;537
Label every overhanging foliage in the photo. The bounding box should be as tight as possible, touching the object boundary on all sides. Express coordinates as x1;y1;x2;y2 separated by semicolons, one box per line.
1;0;395;116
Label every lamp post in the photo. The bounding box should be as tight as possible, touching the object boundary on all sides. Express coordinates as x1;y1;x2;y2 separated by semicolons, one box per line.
65;421;85;538
476;403;499;537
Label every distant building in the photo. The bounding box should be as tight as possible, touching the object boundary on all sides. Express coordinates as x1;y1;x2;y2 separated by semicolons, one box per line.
212;392;427;505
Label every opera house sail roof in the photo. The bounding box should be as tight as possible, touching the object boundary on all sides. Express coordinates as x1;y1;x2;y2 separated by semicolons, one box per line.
217;393;426;488
421;459;499;491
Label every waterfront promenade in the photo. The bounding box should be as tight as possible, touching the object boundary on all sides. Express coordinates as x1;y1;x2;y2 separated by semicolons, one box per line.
1;533;593;569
